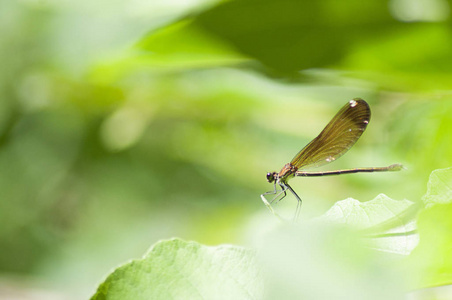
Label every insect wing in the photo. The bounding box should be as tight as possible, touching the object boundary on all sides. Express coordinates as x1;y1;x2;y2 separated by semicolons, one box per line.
290;99;371;170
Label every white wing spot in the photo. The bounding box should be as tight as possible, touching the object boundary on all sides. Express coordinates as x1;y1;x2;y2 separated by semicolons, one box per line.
364;120;369;124
350;100;357;107
326;156;336;162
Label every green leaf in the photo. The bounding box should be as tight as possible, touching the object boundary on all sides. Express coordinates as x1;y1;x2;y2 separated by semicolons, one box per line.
422;167;452;206
91;238;262;300
319;194;418;255
321;194;414;228
194;0;401;73
192;0;452;81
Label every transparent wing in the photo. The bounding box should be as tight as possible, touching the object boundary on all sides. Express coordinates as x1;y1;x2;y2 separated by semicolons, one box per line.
290;99;371;170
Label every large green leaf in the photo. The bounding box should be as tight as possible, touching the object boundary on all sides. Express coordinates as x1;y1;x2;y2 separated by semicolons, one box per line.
115;0;452;89
91;238;262;300
92;0;452;89
321;194;414;227
194;0;400;73
193;0;452;82
319;194;418;255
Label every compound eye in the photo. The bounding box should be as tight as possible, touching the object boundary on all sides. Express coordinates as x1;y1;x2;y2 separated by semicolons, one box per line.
266;172;275;183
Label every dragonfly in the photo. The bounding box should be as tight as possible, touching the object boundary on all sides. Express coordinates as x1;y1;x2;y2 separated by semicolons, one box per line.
261;98;403;220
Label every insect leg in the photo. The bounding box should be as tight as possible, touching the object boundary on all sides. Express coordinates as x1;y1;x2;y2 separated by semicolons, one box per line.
260;181;287;214
284;183;302;221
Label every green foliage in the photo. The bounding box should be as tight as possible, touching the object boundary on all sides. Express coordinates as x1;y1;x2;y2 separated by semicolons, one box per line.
3;0;452;298
321;194;414;228
91;239;262;300
104;0;452;90
321;194;418;255
92;167;452;299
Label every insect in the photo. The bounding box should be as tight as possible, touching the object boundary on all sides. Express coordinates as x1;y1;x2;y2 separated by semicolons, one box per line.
261;98;402;220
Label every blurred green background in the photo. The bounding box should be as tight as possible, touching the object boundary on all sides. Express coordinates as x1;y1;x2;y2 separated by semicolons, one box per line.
1;0;452;298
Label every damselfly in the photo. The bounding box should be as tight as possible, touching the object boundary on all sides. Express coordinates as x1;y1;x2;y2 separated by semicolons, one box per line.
261;98;402;219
